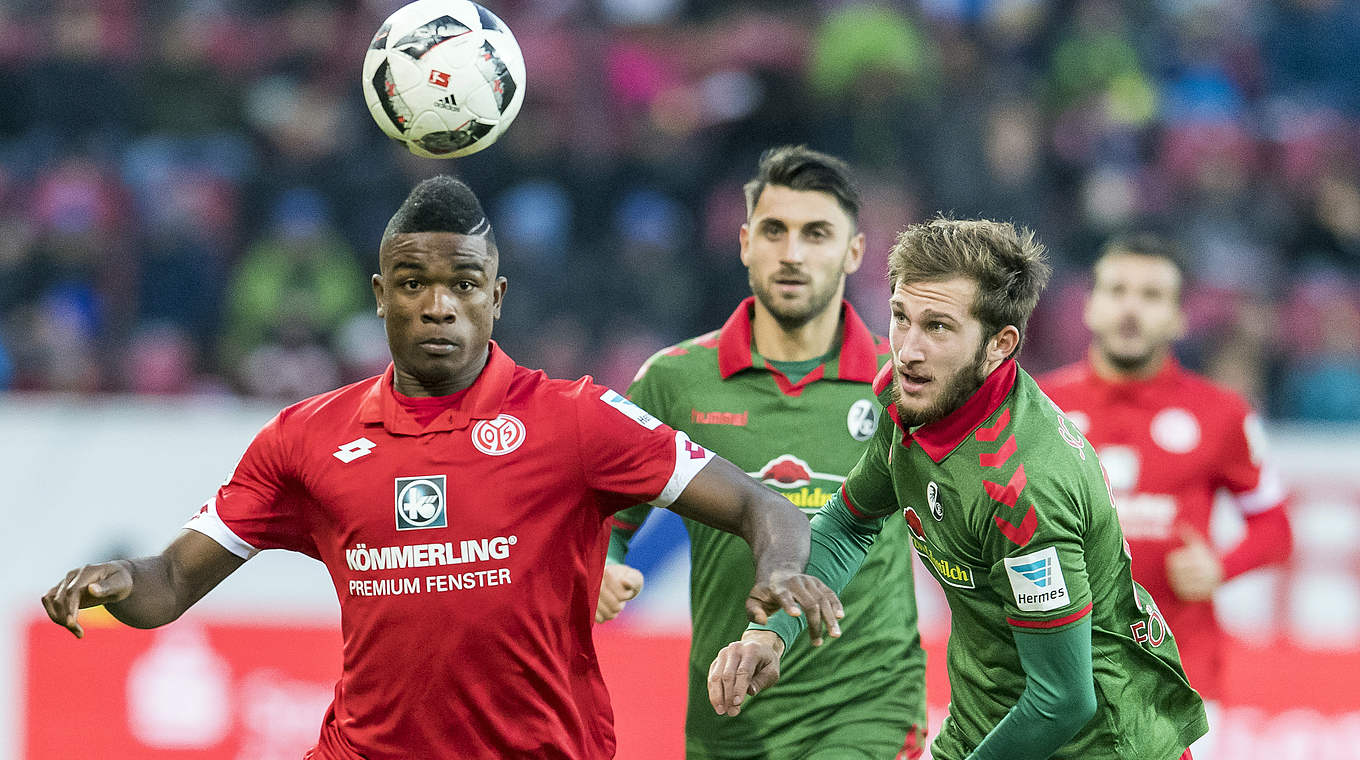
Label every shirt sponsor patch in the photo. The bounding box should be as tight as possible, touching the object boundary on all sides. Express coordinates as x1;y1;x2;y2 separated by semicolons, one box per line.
396;475;447;530
600;389;662;430
1004;546;1069;612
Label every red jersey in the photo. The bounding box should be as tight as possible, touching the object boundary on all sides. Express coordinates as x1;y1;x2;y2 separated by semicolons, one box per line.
1039;358;1289;698
186;343;714;759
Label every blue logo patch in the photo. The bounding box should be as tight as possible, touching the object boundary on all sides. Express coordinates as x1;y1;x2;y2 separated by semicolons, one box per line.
1010;558;1051;587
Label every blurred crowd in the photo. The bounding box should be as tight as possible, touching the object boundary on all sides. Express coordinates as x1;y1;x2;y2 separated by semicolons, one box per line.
0;0;1357;420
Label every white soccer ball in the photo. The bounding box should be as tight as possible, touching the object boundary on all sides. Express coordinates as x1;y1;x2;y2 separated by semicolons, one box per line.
361;0;526;159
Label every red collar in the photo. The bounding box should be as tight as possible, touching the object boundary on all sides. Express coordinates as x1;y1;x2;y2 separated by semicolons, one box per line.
876;358;1020;463
359;340;516;435
716;297;881;384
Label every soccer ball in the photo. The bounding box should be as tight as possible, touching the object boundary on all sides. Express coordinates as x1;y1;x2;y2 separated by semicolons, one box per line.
362;0;526;159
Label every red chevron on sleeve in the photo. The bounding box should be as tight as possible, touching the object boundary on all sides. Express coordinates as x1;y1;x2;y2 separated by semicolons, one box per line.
974;408;1011;442
994;505;1038;546
983;463;1027;508
979;434;1017;469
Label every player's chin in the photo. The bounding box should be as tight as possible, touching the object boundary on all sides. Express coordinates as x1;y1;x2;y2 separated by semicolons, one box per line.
405;352;465;380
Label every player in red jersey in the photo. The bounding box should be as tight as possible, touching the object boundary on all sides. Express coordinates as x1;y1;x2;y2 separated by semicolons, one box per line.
1039;234;1293;760
40;176;843;760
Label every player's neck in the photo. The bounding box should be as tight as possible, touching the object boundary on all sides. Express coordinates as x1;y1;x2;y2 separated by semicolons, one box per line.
1088;345;1169;382
750;300;842;362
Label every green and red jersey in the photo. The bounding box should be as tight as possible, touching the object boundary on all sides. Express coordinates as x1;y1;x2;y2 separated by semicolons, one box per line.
827;359;1206;760
608;298;927;759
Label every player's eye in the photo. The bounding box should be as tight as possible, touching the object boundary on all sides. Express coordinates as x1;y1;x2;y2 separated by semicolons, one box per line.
456;280;476;291
402;279;422;290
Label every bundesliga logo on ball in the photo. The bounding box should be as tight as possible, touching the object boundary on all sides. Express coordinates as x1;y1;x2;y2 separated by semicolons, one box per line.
362;0;526;159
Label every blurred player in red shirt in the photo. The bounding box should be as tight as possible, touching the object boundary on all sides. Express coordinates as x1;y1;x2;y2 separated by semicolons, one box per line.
1040;234;1293;760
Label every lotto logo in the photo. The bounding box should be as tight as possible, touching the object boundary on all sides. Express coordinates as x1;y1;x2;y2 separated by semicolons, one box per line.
428;69;451;88
334;437;376;463
396;475;447;530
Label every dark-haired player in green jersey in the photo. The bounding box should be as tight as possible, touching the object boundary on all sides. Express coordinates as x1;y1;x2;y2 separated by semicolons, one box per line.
599;146;927;759
709;218;1208;760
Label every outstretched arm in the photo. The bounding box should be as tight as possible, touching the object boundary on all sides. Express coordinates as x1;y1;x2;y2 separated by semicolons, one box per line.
706;490;883;714
42;529;246;637
667;456;844;641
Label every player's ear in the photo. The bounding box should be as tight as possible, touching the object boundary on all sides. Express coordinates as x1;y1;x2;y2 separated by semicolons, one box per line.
843;230;866;275
492;276;507;320
988;325;1020;364
372;273;386;318
739;223;752;267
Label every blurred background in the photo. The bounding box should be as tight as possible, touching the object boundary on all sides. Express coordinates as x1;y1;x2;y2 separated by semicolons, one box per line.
2;0;1358;758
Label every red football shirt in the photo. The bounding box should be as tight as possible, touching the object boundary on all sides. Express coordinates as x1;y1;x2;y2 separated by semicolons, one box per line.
186;343;714;759
1039;358;1288;698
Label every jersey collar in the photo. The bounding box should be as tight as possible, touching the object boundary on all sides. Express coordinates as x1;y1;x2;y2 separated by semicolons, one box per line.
875;358;1019;463
360;340;515;435
716;296;882;385
1083;353;1181;402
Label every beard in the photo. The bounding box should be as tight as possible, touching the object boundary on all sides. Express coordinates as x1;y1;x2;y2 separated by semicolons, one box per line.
894;338;991;428
749;269;842;331
1093;333;1159;374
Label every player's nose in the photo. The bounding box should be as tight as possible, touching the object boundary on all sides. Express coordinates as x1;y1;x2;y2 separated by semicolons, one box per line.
421;286;458;323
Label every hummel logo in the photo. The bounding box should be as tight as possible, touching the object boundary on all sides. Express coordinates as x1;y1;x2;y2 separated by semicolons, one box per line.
334;437;377;463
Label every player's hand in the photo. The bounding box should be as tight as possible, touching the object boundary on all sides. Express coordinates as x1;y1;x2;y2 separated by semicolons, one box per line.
1166;526;1222;602
745;570;843;646
596;564;645;623
708;629;784;716
41;561;134;639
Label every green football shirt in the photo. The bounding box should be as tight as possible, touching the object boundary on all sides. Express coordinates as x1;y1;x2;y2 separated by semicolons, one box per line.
609;299;928;759
821;359;1207;760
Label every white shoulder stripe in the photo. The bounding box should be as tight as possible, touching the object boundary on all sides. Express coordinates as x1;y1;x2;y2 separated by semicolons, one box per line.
649;431;714;508
1235;464;1288;516
184;497;260;559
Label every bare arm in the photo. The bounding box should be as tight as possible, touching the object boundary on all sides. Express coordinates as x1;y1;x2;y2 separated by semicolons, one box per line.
667;456;843;642
42;529;246;637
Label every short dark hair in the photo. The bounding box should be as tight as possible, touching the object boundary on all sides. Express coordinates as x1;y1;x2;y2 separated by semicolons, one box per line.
743;145;860;224
382;175;496;247
1095;233;1191;295
887;217;1051;358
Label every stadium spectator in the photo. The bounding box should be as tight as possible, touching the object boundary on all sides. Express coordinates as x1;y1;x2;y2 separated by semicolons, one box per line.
40;176;842;760
1040;234;1295;760
0;0;1356;412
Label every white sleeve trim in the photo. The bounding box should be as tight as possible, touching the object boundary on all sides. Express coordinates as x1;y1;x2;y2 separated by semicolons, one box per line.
649;431;715;508
1234;464;1288;516
184;497;260;559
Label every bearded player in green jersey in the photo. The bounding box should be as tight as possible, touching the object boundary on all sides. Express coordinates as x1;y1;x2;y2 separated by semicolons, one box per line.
710;218;1208;760
599;146;928;759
